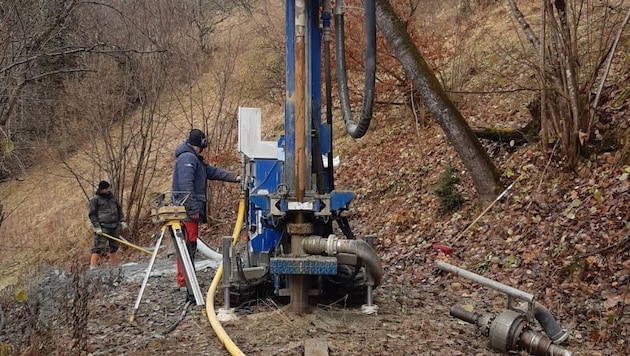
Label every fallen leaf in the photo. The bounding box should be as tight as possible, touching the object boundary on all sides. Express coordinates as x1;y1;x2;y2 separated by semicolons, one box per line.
603;293;630;309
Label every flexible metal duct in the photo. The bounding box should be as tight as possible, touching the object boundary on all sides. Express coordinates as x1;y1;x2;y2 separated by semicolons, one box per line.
302;235;384;287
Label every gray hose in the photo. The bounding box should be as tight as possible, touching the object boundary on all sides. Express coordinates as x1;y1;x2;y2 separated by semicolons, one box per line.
302;235;384;287
534;302;569;344
334;0;376;138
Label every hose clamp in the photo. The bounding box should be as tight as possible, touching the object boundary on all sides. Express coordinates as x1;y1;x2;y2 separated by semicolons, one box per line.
326;235;338;255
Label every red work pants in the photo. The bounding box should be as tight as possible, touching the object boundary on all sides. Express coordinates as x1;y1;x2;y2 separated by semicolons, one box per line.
176;220;198;288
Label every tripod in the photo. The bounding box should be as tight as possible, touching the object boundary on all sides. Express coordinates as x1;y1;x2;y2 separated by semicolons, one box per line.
129;204;204;322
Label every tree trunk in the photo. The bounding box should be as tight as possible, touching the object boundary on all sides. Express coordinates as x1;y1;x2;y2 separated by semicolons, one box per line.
375;0;502;202
472;127;531;145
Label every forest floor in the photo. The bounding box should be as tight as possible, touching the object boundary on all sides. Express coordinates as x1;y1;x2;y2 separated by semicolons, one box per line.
1;2;629;355
1;113;629;355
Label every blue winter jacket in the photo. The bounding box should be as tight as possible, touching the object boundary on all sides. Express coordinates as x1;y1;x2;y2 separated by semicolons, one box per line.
171;142;238;222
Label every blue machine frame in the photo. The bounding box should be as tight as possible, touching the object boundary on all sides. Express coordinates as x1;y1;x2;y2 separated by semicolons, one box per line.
234;0;381;313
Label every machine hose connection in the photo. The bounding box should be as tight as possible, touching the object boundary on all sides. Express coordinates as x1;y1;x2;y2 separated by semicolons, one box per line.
302;235;384;287
437;262;572;356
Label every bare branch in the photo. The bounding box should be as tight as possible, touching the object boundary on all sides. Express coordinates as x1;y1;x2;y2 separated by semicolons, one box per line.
507;0;540;49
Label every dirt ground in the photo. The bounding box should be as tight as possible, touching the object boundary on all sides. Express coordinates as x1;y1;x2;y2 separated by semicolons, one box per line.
2;128;629;356
0;252;587;356
0;261;491;356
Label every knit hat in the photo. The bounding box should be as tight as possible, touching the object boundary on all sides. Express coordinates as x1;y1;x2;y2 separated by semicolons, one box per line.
187;129;207;148
98;180;111;190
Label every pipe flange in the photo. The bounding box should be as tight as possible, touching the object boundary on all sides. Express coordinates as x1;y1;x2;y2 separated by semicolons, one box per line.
326;235;338;255
216;308;238;322
478;313;494;337
489;310;527;352
361;304;379;315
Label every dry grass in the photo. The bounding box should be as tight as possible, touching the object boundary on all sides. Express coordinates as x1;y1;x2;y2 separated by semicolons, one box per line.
0;4;289;281
2;0;628;285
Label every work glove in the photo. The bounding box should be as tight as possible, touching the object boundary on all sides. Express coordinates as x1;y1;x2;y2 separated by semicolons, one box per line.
94;226;103;235
120;221;129;230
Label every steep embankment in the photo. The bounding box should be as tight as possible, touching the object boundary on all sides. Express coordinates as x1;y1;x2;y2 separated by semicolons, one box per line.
1;1;629;355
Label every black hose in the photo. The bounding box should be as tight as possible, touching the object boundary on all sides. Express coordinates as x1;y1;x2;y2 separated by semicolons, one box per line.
311;99;327;194
324;259;363;286
236;252;253;286
534;303;569;344
334;213;356;239
322;1;335;190
334;0;376;138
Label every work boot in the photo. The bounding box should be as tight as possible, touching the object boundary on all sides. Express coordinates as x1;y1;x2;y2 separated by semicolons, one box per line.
109;252;120;266
89;253;99;270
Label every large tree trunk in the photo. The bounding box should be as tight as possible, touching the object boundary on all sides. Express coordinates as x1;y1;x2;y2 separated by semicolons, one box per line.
375;0;503;202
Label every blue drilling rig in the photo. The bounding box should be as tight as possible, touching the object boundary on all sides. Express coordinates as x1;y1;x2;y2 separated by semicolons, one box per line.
226;0;383;314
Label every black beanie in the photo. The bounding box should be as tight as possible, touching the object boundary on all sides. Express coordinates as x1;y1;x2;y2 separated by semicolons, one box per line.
188;129;207;148
98;180;111;190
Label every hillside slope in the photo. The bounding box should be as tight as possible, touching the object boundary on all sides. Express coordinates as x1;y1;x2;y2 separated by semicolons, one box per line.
1;1;629;355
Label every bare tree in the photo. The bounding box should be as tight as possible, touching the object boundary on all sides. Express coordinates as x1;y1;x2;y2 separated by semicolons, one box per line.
0;0;86;178
508;0;630;168
375;0;503;202
60;0;203;228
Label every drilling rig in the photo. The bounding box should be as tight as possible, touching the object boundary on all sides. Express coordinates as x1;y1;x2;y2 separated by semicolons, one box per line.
219;0;383;314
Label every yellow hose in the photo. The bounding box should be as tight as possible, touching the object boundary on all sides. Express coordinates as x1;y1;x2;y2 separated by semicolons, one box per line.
206;196;246;356
100;232;153;256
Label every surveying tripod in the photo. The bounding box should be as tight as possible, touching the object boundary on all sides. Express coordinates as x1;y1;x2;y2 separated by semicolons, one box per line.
129;198;204;322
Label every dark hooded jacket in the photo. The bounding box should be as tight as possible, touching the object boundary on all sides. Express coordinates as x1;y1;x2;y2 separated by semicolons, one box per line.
171;142;238;222
89;189;125;229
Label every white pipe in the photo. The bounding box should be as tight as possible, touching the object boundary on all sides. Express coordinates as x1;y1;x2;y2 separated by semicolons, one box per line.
197;238;223;261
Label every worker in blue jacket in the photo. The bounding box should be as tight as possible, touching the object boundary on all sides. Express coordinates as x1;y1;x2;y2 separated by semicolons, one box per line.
171;129;239;295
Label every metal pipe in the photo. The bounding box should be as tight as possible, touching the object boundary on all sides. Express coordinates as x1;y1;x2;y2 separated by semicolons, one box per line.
295;0;306;201
302;235;384;287
222;236;233;310
440;262;570;344
364;235;376;305
519;330;573;356
450;306;572;356
450;305;481;325
436;262;535;303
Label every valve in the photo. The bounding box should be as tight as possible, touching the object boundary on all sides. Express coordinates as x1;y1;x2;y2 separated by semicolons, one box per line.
437;262;572;356
450;306;572;356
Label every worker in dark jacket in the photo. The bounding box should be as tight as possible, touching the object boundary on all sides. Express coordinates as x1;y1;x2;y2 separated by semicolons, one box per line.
171;129;239;292
88;180;128;270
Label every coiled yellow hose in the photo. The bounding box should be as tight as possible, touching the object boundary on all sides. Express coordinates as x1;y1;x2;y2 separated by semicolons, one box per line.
205;196;246;356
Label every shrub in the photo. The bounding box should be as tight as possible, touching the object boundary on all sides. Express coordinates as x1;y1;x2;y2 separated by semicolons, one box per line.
434;165;464;213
